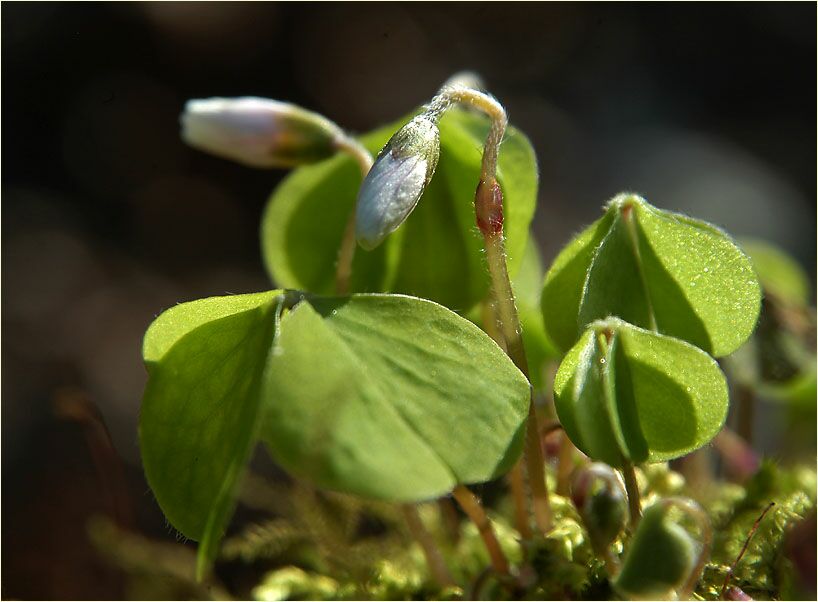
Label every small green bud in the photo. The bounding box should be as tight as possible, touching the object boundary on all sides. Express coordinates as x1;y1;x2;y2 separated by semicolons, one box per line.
180;97;343;168
355;115;440;250
614;502;698;600
571;463;627;554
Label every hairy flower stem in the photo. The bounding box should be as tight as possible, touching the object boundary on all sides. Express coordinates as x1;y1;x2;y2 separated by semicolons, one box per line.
429;86;551;536
508;464;533;541
480;193;552;535
426;86;505;183
333;136;374;295
451;486;510;577
481;299;531;540
401;504;455;588
621;460;642;528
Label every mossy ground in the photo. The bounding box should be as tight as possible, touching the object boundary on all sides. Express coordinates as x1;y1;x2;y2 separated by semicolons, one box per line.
89;460;815;601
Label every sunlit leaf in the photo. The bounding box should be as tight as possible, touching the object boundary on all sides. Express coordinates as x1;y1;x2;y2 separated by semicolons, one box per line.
140;291;281;577
554;317;729;466
542;194;761;357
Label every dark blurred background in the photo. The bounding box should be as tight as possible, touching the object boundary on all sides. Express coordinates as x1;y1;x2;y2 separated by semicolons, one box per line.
2;3;815;598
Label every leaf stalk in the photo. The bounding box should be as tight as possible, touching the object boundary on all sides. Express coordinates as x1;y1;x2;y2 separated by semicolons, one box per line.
333;135;374;295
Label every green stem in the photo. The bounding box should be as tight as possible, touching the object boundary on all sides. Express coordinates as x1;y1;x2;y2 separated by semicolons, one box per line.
481;299;531;540
451;485;510;576
334;139;467;589
484;231;552;534
401;504;455;588
621;460;642;528
333;135;374;296
425;86;506;180
508;462;532;541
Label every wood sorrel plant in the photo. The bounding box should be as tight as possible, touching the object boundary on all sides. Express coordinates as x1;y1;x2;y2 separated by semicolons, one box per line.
139;77;775;599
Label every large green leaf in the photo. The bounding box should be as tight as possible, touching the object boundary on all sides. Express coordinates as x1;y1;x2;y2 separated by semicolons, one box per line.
542;194;761;357
261;108;538;311
261;294;530;501
554;318;729;466
140;290;529;575
140;291;281;577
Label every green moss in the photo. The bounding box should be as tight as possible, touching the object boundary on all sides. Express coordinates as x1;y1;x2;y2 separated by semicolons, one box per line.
92;462;815;600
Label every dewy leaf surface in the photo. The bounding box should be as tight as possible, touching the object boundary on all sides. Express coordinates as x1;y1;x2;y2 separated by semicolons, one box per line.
634;201;761;357
577;213;652;333
554;319;729;466
140;291;281;576
541;195;761;357
261;108;537;311
262;294;530;501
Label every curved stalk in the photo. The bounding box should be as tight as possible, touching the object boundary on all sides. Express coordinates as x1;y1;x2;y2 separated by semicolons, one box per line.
426;86;551;535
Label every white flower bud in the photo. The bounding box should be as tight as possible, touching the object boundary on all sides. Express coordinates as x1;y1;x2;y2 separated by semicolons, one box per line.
180;97;343;168
355;115;440;250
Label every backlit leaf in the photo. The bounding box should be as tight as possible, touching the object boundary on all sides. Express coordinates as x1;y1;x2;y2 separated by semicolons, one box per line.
140;291;281;577
140;290;529;575
262;294;530;501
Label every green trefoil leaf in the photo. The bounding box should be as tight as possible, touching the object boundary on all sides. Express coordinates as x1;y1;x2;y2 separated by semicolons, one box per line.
542;194;762;357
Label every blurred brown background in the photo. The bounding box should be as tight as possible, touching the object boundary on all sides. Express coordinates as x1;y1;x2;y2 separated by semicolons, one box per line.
2;3;815;599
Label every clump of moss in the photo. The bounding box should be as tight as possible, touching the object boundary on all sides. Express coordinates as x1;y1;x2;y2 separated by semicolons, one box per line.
89;462;815;600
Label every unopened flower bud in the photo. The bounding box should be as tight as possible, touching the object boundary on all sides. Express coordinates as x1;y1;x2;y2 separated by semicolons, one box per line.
180;97;343;168
474;178;504;236
572;463;627;555
355;115;440;250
